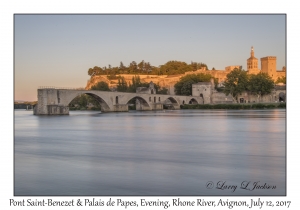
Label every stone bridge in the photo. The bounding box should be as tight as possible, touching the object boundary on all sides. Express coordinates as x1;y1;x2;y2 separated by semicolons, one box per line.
34;87;204;115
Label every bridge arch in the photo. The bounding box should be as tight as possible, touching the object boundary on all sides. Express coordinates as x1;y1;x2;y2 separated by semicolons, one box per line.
125;96;151;111
279;92;286;102
188;98;199;104
163;96;180;109
166;97;179;105
66;92;111;112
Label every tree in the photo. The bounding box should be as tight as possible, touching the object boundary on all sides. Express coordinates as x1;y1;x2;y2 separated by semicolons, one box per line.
174;73;213;95
275;76;286;84
190;62;208;71
88;66;103;76
90;81;110;91
180;80;195;95
223;68;249;102
248;73;274;102
129;61;137;74
144;62;152;74
117;76;128;92
119;61;126;74
138;60;145;73
160;61;193;75
127;75;144;92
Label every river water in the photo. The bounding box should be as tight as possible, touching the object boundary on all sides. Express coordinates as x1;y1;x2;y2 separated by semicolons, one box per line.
14;109;286;196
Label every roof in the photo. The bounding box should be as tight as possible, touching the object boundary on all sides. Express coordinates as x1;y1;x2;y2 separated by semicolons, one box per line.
247;56;258;60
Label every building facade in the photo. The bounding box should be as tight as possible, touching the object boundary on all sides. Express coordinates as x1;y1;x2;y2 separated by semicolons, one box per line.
190;46;286;84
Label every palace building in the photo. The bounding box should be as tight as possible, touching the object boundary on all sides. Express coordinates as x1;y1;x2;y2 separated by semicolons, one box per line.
187;46;286;84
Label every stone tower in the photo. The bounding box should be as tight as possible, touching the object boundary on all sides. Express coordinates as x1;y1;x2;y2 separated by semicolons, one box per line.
260;56;277;80
247;46;259;74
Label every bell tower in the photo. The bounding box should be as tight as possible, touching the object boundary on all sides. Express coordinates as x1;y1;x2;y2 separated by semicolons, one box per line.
250;46;254;57
247;46;259;74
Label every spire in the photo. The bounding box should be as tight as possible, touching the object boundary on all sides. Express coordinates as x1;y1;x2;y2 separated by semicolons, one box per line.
251;46;254;57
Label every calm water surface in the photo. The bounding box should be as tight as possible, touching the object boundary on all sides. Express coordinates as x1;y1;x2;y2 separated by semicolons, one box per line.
14;109;286;195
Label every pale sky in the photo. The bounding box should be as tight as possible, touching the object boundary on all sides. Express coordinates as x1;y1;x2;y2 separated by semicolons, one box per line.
14;14;286;101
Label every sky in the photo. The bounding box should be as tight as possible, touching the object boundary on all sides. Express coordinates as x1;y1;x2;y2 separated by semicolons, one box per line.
14;14;286;101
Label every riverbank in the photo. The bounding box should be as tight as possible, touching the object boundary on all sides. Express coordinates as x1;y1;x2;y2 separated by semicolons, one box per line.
181;103;286;109
69;103;286;111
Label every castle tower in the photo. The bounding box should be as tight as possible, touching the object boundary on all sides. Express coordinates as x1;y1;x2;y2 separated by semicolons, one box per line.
260;56;277;80
247;46;259;74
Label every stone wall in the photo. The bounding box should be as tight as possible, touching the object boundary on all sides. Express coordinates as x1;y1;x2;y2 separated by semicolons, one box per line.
192;82;213;104
212;92;234;104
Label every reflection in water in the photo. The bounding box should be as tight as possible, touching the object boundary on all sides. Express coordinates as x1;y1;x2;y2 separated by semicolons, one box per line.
14;109;286;195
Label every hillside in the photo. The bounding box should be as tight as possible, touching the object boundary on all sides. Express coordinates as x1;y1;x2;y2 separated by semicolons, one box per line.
85;74;184;95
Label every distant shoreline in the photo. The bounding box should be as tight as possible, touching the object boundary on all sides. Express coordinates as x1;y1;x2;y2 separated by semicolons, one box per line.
181;103;286;109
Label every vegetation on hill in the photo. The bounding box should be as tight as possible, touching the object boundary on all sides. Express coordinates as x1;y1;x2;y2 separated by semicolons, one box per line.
90;81;110;91
174;73;218;96
88;60;208;77
116;75;168;94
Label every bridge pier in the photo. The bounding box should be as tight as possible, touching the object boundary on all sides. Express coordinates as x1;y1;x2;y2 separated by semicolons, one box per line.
34;89;70;115
113;104;128;112
136;99;151;111
151;103;163;110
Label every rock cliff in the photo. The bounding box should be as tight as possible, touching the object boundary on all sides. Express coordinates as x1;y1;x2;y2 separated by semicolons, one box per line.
85;74;183;95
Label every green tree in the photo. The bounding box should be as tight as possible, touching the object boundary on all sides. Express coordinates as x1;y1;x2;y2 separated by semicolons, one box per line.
190;62;208;71
160;61;193;75
128;61;137;74
223;68;249;102
90;81;110;91
88;66;103;76
248;73;274;102
180;80;195;95
156;87;168;94
174;73;213;95
144;62;152;74
138;60;145;73
127;75;144;92
119;61;126;74
275;76;286;84
117;76;128;92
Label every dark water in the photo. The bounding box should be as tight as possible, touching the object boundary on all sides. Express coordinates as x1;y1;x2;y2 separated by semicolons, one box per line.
14;109;286;196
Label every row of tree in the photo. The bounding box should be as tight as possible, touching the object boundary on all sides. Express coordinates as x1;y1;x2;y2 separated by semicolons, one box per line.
88;60;208;76
223;69;275;102
90;76;168;94
173;69;280;103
